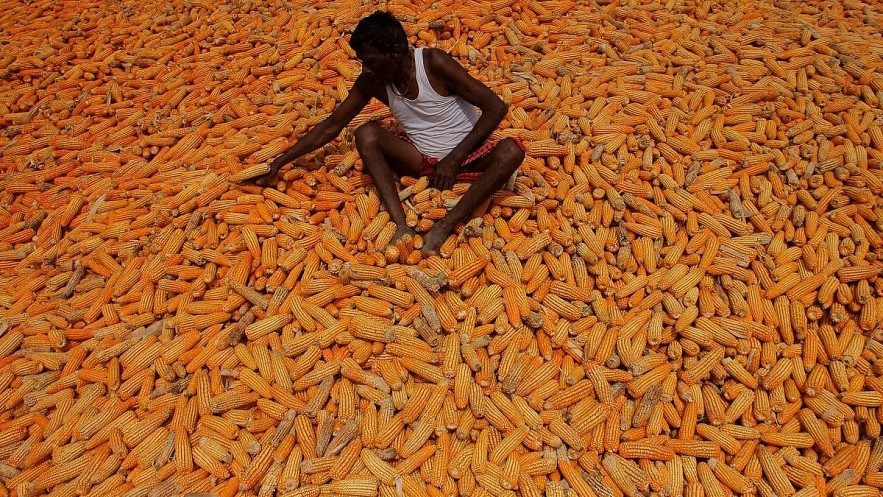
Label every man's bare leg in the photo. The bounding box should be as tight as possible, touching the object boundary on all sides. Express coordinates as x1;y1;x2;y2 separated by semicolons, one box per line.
354;123;425;244
422;138;525;256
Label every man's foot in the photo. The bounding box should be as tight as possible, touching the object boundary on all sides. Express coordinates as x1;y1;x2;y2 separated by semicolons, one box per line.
391;225;417;245
420;225;449;257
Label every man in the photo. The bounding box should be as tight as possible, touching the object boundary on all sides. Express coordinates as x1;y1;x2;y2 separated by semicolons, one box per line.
255;11;525;256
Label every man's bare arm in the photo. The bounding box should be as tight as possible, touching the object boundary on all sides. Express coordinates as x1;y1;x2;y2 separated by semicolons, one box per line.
256;76;373;182
430;49;507;157
425;48;508;189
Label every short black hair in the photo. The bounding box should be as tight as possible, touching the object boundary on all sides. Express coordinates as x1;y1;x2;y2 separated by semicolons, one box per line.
349;11;408;56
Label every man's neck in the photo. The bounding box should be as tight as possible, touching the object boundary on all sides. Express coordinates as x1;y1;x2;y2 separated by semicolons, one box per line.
393;48;415;87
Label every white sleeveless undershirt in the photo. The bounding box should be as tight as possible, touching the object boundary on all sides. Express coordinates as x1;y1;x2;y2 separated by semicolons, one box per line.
386;47;479;159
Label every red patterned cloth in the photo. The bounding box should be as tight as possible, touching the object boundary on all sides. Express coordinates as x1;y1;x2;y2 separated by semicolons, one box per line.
400;134;525;182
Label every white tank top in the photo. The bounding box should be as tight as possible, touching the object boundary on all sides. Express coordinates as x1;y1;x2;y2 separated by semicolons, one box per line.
386;47;479;159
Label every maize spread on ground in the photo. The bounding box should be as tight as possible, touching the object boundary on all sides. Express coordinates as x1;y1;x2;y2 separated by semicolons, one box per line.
1;0;883;496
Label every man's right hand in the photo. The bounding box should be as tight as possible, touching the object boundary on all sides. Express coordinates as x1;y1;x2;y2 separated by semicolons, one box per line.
251;155;288;186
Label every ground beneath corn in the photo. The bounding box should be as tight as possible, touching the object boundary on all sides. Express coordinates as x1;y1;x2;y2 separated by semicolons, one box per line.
1;0;883;496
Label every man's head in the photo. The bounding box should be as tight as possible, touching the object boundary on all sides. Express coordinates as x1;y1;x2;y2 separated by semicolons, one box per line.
350;11;408;81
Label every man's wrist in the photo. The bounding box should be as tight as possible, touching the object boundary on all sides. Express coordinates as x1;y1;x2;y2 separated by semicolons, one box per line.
279;150;296;164
443;152;466;167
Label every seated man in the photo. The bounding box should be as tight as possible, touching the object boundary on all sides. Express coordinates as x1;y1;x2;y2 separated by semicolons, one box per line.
255;11;525;256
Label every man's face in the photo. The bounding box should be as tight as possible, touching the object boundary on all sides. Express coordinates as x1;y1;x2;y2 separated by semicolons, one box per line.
356;45;399;84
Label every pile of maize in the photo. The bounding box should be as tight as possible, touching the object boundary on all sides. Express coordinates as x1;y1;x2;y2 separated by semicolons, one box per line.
1;0;883;495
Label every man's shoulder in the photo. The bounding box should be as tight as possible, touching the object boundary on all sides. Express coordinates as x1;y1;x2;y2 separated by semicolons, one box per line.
422;47;453;65
353;73;388;100
422;47;464;77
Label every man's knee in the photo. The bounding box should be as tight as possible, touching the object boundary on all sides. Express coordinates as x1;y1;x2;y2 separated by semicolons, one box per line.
354;122;384;147
498;138;525;171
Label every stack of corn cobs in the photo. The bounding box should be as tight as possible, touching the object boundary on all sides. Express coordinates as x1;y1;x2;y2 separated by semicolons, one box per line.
1;0;883;495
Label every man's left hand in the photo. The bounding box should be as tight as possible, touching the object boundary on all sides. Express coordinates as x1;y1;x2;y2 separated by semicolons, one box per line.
430;157;459;191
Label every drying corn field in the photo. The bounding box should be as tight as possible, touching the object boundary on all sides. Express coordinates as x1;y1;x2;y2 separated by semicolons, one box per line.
2;0;883;495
